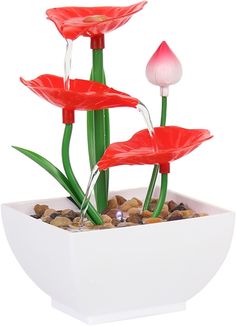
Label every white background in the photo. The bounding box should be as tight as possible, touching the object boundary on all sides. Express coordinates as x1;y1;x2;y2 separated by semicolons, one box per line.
0;0;236;325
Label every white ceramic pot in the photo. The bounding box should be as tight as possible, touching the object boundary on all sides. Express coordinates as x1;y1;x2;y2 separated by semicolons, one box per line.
1;187;235;324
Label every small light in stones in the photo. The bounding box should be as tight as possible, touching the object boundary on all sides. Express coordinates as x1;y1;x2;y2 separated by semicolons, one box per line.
116;210;124;222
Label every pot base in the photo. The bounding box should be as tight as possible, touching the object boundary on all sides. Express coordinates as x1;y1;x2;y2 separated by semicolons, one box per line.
51;299;186;324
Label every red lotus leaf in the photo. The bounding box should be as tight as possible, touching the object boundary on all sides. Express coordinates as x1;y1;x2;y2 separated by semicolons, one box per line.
98;126;212;172
20;74;139;111
46;1;147;40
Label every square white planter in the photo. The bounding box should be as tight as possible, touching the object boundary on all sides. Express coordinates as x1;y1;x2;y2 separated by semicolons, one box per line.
1;187;235;324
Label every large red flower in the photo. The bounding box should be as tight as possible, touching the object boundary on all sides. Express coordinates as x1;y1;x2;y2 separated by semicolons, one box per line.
20;74;139;123
98;126;212;172
46;2;147;40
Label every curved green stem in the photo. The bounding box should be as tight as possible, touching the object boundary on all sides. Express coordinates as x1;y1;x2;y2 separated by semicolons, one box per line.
62;124;103;225
152;173;168;218
143;165;159;211
87;49;109;213
143;96;167;210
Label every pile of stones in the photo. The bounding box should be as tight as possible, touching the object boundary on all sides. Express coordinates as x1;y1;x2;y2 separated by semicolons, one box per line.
31;195;207;231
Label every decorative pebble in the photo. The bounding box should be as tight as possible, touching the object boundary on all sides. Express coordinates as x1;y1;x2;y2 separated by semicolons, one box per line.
107;197;118;210
159;204;169;219
73;216;81;223
168;200;177;212
111;218;120;226
43;208;57;217
50;217;72;228
30;214;41;219
61;209;77;219
101;215;112;224
142;210;152;218
167;210;184;221
127;207;140;216
120;198;140;212
143;217;163;224
115;195;127;206
132;197;143;206
84;221;94;228
182;210;195;218
171;203;187;212
41;215;53;223
34;204;49;217
148;198;158;212
126;214;143;224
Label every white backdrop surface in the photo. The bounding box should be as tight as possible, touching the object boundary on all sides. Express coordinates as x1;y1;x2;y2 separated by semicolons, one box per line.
0;1;236;326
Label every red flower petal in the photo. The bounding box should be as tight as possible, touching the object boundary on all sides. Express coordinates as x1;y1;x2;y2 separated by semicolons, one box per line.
20;74;139;110
46;1;147;40
98;126;212;171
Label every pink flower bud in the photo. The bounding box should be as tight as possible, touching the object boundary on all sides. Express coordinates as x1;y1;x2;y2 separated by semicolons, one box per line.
146;41;182;96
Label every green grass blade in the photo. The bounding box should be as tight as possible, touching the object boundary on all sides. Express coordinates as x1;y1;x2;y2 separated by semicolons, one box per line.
12;146;81;209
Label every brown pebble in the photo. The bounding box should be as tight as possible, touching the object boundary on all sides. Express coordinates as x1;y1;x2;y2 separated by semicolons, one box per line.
119;201;131;212
84;221;94;228
50;217;72;228
167;210;184;221
182;210;195;218
143;217;163;224
142;210;152;218
126;214;143;224
61;209;77;219
171;203;187;212
168;200;177;212
34;204;49;217
30;214;41;219
101;215;112;224
94;223;115;230
107;197;118;210
148;198;158;212
132;197;143;207
159;204;169;219
120;198;139;212
115;195;127;206
68;223;80;230
127;207;140;216
73;216;81;223
42;208;57;217
112;218;120;226
41;215;53;223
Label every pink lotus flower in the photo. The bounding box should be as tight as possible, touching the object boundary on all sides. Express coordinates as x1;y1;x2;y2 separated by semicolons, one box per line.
146;41;182;96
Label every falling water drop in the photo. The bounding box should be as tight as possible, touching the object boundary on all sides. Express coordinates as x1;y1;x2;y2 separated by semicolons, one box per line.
64;39;73;90
136;102;158;152
80;165;101;225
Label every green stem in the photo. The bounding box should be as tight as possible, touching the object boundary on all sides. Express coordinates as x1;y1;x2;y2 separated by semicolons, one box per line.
143;165;159;211
152;173;168;218
143;96;168;210
160;96;167;126
62;124;103;225
87;48;109;213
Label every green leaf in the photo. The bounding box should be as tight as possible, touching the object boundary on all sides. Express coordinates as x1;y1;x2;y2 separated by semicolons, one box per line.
12;146;81;208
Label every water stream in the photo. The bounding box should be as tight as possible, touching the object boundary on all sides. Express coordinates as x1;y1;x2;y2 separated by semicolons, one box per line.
80;165;101;223
136;103;158;152
64;39;73;90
